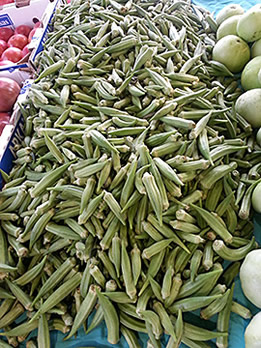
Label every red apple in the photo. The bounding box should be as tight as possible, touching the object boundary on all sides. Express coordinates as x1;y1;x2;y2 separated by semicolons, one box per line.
0;120;9;136
0;112;10;136
0;112;10;122
8;34;28;50
0;0;14;5
14;25;32;37
0;27;13;42
2;47;23;63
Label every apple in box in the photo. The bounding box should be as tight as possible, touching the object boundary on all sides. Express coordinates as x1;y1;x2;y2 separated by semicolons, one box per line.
8;34;28;50
15;25;32;37
0;28;13;42
1;47;23;63
0;77;21;113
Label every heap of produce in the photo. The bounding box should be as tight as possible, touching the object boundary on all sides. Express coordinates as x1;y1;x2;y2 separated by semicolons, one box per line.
0;0;260;347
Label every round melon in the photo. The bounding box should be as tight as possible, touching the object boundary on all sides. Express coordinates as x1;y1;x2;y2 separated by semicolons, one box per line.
212;35;250;73
251;38;261;58
216;4;244;26
237;4;261;42
235;89;261;128
252;183;261;214
245;312;261;348
241;56;261;90
240;251;261;308
216;15;242;40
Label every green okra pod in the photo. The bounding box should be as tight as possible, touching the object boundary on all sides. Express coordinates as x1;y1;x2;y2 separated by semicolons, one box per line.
65;285;99;340
96;289;120;345
213;238;256;261
190;204;233;244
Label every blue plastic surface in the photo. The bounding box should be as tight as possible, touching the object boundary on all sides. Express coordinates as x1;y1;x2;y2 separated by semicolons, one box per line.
3;0;261;347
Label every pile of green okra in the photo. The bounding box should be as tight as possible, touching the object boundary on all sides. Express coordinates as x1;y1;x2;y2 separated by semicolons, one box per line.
0;0;260;347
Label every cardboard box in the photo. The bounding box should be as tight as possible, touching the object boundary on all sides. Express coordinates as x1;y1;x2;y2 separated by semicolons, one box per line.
0;64;30;84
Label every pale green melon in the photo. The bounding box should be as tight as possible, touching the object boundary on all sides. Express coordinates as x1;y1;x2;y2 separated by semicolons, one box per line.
237;4;261;42
216;4;244;26
245;312;261;347
235;89;261;128
251;38;261;58
212;35;250;73
216;15;242;40
241;56;261;90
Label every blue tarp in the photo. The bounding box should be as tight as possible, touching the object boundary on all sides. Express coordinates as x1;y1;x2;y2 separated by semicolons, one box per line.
193;0;259;14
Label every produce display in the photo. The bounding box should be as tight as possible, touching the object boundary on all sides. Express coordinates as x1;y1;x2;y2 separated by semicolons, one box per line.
0;1;260;348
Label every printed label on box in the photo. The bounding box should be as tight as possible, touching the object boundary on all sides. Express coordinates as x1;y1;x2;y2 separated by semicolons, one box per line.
0;13;14;27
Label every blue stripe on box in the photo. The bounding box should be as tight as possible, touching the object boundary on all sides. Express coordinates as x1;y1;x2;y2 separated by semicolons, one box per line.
0;63;28;73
